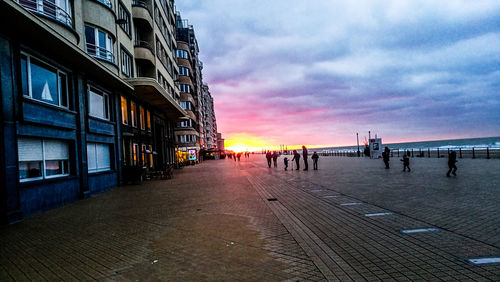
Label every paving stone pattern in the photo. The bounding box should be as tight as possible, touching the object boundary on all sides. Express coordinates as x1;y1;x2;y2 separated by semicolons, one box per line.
0;155;498;281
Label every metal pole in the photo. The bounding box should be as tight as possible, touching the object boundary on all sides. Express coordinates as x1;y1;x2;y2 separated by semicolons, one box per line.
459;148;462;158
356;133;360;157
472;148;475;159
437;148;440;158
487;147;490;159
428;148;430;158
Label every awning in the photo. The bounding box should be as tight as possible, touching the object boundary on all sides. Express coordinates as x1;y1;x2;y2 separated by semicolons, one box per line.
127;78;187;120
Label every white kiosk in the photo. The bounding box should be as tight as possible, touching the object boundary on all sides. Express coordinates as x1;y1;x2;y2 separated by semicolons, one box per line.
369;138;382;159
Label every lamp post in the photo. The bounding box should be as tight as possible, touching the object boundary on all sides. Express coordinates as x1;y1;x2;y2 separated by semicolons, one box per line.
356;133;360;157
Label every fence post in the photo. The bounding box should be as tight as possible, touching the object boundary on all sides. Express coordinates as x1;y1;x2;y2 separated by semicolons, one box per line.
459;148;462;158
472;148;475;159
437;148;440;158
487;147;490;159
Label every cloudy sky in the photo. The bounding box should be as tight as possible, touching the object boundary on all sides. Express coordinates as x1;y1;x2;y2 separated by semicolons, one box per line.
176;0;500;149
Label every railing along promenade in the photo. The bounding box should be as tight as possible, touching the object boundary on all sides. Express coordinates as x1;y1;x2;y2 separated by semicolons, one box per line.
320;147;500;159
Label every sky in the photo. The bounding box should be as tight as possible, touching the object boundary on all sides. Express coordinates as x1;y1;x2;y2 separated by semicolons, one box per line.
175;0;500;151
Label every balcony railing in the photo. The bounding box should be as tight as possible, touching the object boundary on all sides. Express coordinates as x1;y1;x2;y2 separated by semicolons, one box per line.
18;0;72;27
132;0;152;15
134;40;155;55
85;43;114;63
96;0;111;9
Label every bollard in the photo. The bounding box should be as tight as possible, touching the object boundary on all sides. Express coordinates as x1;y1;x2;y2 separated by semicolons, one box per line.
428;148;430;158
437;148;440;158
472;148;475;159
487;147;490;159
459;148;462;158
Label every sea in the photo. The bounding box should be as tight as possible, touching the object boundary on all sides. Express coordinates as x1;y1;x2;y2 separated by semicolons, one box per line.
320;136;500;152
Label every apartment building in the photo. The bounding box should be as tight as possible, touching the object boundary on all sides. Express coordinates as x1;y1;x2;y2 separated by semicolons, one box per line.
0;0;186;223
174;12;204;164
202;84;217;150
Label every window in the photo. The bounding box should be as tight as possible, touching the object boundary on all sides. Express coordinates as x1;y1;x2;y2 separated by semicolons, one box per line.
177;134;196;143
139;106;145;130
148;145;153;168
177;119;192;128
176;49;188;59
180;101;192;110
179;84;190;93
19;0;72;27
120;48;132;77
87;143;111;173
96;0;112;9
179;66;189;76
18;138;69;181
146;110;151;131
85;25;114;63
88;86;110;120
141;144;146;166
121;96;128;124
130;102;137;127
132;143;139;166
118;3;131;35
20;53;69;108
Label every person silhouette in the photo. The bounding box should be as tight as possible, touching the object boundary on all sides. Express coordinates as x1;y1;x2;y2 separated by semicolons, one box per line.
400;154;410;171
283;157;289;171
291;150;300;170
272;151;278;168
447;150;457;177
266;151;272;168
312;152;319;170
302;145;308;171
382;146;390;169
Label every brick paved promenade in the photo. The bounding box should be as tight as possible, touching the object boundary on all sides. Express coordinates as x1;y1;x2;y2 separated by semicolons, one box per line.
1;155;499;281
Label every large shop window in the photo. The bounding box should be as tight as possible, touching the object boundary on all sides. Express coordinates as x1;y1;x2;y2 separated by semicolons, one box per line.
20;53;69;108
18;138;70;181
139;106;145;130
85;25;114;63
130;101;137;127
87;143;111;173
88;86;110;120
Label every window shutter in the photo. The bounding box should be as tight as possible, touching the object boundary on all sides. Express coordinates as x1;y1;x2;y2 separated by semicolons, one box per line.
87;143;97;171
97;144;110;170
18;138;43;161
44;140;69;160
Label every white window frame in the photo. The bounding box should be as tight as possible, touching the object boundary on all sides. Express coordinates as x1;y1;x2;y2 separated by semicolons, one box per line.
179;84;190;93
88;86;110;121
18;138;70;182
87;142;112;173
179;66;189;76
21;52;69;109
120;48;132;77
85;25;114;63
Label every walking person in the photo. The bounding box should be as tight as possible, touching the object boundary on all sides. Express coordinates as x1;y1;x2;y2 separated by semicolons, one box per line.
447;150;458;177
382;146;390;169
302;145;309;171
400;154;410;172
291;150;300;170
272;151;278;168
266;151;272;168
312;151;319;170
283;157;289;171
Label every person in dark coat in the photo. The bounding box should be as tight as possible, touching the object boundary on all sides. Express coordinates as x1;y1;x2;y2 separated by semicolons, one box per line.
266;151;272;168
237;152;242;161
447;151;457;177
311;152;319;170
283;157;289;171
291;150;300;170
400;154;410;171
302;145;308;171
382;146;390;169
272;151;278;168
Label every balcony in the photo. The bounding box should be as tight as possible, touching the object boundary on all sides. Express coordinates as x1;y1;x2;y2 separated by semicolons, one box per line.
85;43;114;64
132;0;153;30
17;0;72;28
134;40;155;66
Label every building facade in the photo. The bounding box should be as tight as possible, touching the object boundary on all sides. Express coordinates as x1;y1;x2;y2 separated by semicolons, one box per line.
202;84;217;150
0;0;186;223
